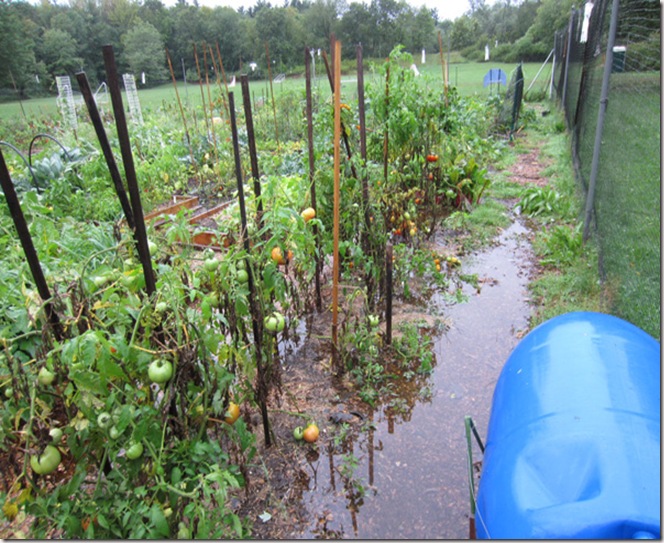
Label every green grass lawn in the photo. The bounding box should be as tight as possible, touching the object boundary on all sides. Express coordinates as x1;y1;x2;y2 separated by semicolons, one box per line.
0;59;544;123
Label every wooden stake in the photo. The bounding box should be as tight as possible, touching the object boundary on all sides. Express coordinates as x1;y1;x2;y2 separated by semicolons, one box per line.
165;48;198;185
331;40;341;371
214;42;230;116
194;43;210;138
202;44;219;161
264;42;280;150
438;31;448;104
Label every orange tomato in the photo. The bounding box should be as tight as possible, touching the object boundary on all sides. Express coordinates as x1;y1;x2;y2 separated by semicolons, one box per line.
303;423;319;443
301;207;316;222
271;246;286;265
224;402;240;424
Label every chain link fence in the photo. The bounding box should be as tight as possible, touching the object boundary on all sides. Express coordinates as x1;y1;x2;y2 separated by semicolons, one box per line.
553;0;660;339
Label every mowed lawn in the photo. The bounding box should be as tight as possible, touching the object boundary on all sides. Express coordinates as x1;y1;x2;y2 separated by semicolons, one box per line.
0;59;544;123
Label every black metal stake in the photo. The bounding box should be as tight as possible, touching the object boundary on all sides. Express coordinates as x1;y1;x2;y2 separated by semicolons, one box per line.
305;47;322;311
0;149;63;340
102;45;156;297
240;75;264;233
76;72;136;231
385;243;393;345
229;91;271;447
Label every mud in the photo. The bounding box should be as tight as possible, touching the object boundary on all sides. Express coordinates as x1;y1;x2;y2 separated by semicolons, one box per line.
239;215;537;539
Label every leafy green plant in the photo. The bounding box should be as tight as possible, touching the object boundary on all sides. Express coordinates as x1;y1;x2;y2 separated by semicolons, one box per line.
517;185;562;217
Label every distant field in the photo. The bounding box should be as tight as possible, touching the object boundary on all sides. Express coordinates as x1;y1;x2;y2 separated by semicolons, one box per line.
0;59;544;123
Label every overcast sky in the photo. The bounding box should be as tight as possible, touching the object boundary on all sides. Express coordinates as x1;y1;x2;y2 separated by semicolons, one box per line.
158;0;486;21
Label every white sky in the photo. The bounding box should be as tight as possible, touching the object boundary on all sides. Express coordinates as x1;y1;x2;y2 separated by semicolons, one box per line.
159;0;486;21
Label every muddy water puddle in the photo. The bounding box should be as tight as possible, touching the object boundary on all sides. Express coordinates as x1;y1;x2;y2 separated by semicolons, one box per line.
293;219;535;539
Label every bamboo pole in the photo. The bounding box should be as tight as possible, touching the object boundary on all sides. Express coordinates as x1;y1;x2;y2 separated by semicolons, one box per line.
331;39;341;372
264;42;280;150
202;45;219;162
194;43;210;139
214;42;231;116
165;48;198;185
438;31;448;104
305;46;322;312
208;43;227;117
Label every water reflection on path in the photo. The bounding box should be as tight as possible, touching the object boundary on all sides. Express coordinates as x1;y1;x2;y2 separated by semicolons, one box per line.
298;220;534;539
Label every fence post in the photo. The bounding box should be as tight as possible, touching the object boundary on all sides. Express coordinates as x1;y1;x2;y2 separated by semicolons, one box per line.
561;8;575;113
582;0;620;242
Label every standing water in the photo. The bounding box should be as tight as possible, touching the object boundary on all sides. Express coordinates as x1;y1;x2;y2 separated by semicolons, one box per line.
295;219;534;538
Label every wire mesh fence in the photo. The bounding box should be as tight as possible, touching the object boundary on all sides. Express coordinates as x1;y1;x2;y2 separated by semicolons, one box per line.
553;0;660;339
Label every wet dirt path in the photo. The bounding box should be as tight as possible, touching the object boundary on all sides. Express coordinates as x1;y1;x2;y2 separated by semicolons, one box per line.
293;218;535;538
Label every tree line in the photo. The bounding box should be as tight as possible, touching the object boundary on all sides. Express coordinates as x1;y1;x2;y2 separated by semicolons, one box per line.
2;0;655;98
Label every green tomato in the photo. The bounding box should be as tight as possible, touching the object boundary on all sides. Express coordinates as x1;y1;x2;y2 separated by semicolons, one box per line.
92;275;109;288
204;258;219;272
30;445;61;475
97;412;112;429
293;426;304;440
148;240;158;256
177;522;191;539
237;269;249;283
125;441;144;460
49;428;63;444
155;301;168;313
236;259;247;270
368;315;380;328
37;367;55;386
264;312;285;333
109;426;122;440
404;211;411;221
148;359;173;384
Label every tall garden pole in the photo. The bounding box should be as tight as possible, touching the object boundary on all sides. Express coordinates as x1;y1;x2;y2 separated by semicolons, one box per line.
214;42;230;116
76;72;136;232
228;91;271;447
385;243;393;344
0;149;63;341
383;62;390;183
165;48;198;185
193;43;211;138
202;45;219;163
102;45;156;298
240;74;265;233
321;51;358;180
305;46;322;311
331;39;342;372
438;31;448;104
264;42;280;150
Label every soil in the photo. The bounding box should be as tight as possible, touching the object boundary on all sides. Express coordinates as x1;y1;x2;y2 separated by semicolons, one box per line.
227;134;551;539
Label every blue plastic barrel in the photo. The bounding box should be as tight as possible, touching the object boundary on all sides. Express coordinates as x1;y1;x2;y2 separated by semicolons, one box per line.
475;312;660;539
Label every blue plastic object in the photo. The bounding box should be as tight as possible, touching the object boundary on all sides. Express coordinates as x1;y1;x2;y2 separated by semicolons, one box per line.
475;312;660;539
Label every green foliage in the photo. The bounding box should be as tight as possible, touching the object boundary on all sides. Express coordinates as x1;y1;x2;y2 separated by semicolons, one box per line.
517;185;562;217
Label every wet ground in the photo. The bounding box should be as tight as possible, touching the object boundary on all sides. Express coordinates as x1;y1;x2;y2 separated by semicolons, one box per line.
239;215;537;539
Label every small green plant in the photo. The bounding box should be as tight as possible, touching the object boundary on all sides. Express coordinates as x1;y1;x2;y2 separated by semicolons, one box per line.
517;185;561;217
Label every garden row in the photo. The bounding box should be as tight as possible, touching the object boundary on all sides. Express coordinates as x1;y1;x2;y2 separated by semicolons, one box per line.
0;44;504;538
